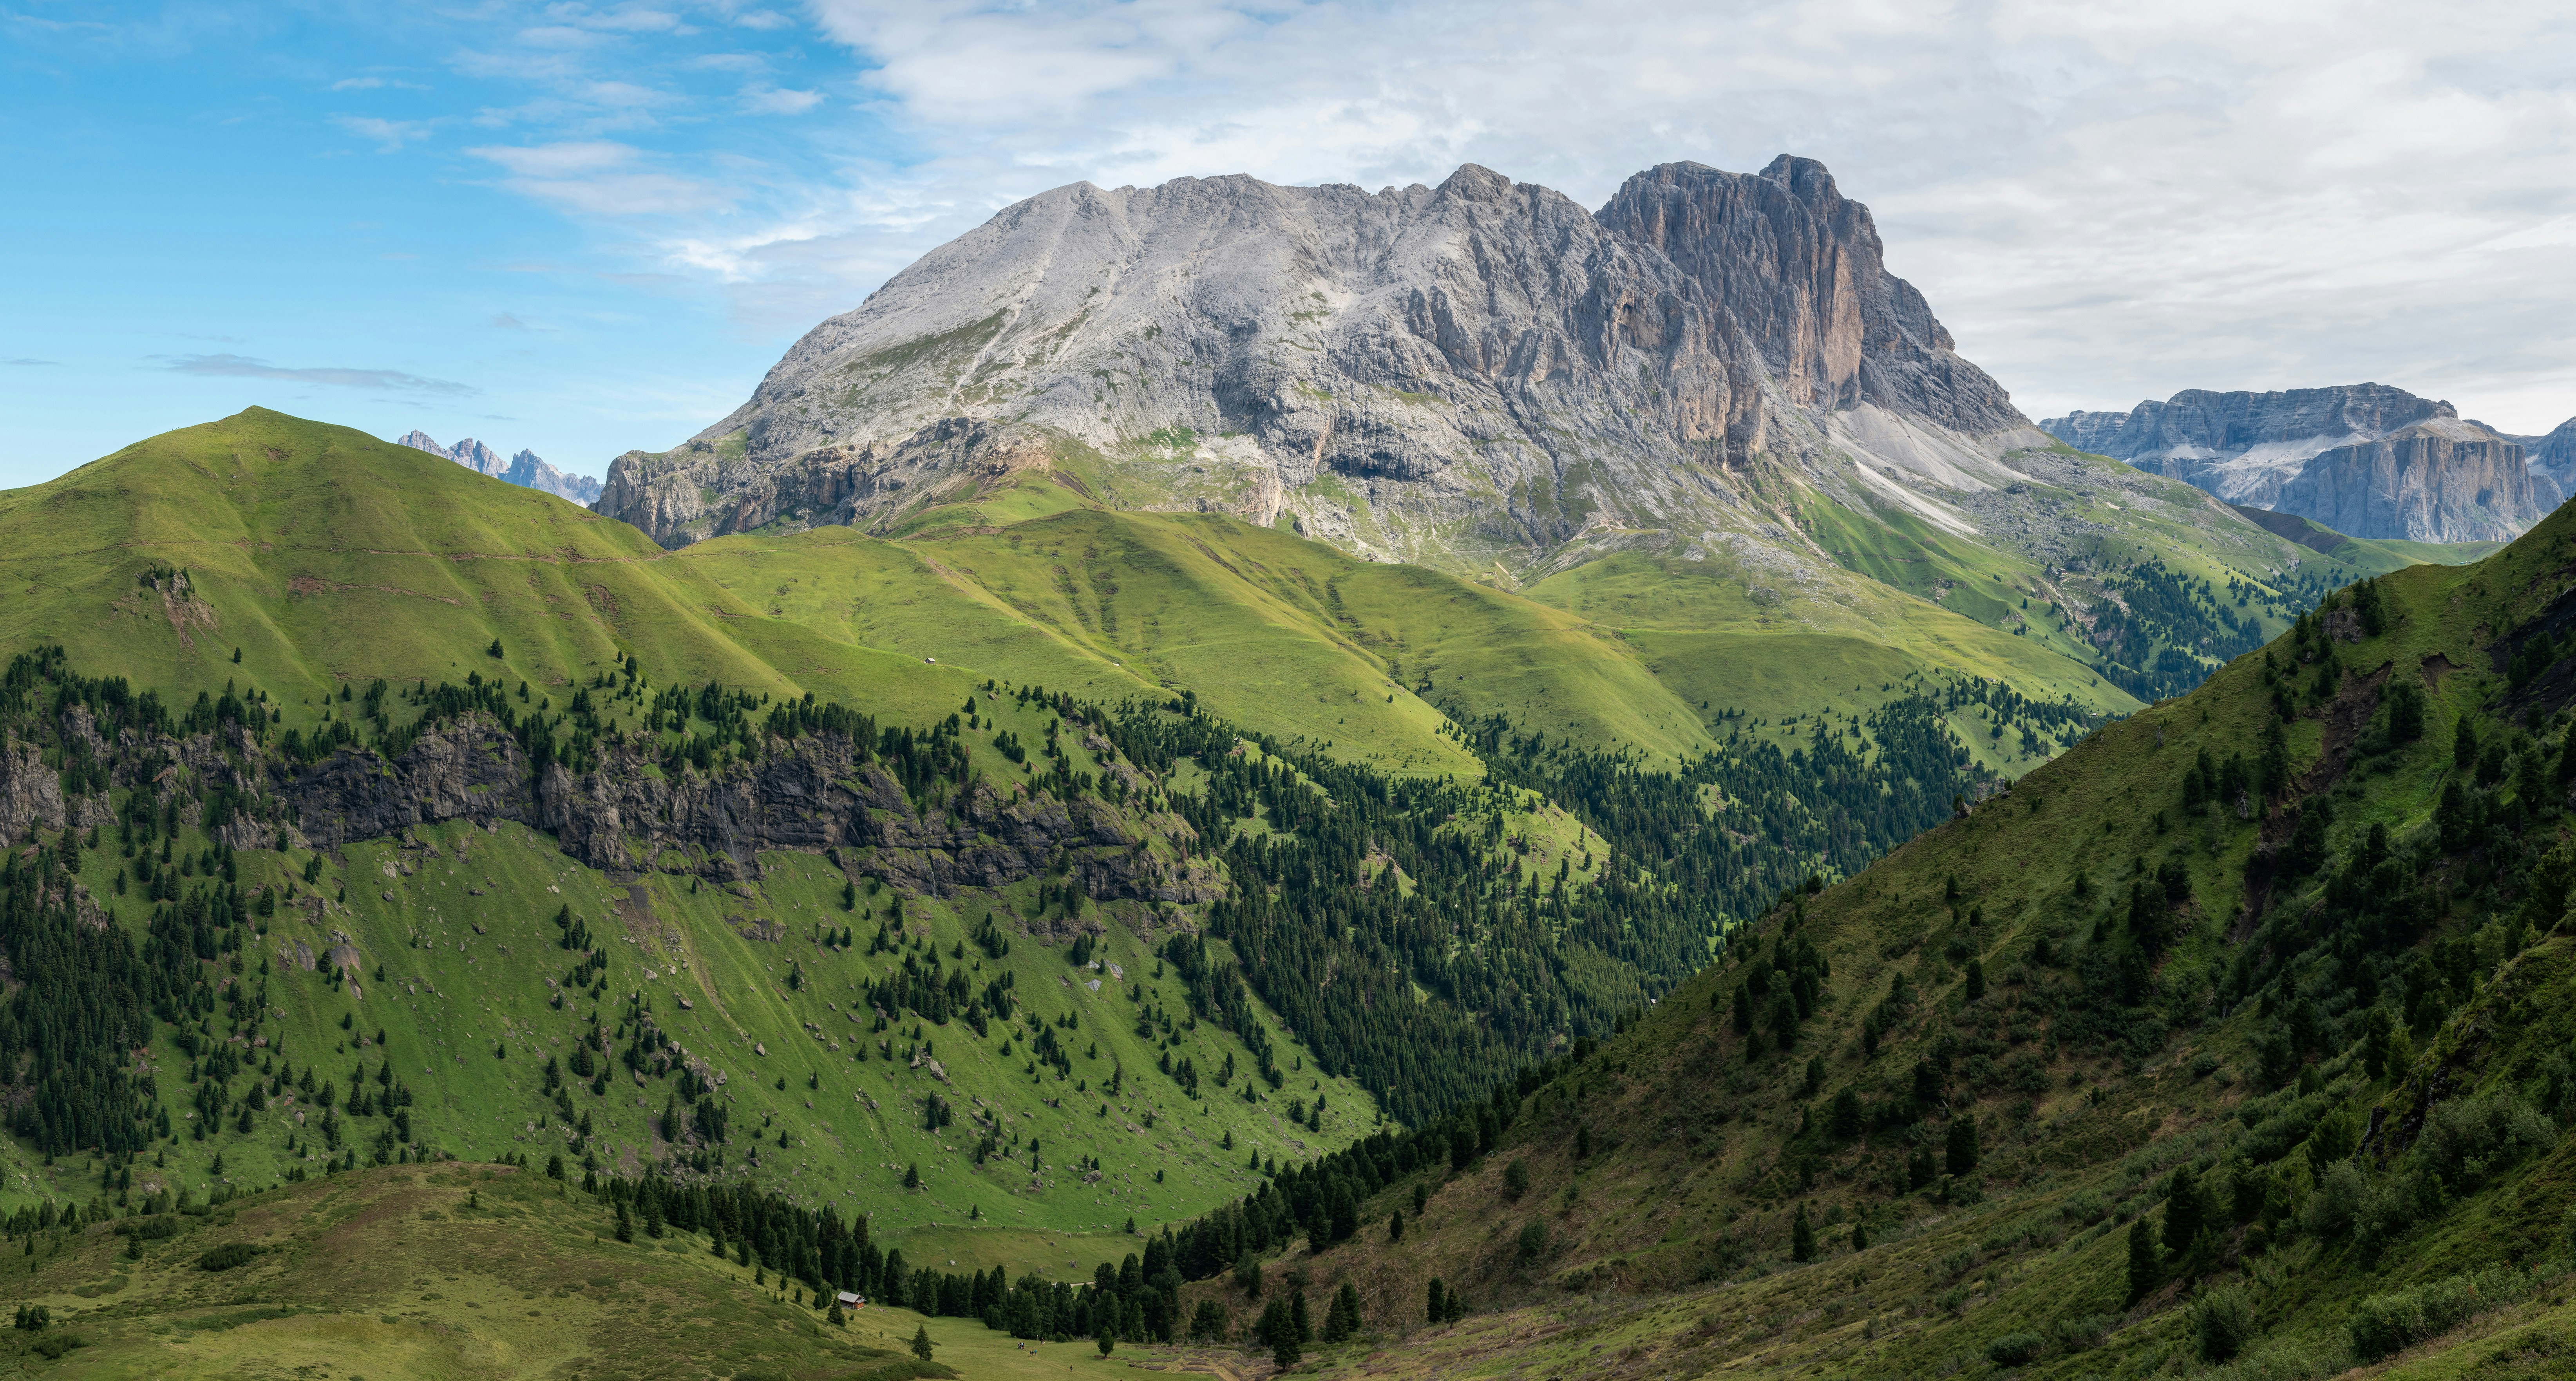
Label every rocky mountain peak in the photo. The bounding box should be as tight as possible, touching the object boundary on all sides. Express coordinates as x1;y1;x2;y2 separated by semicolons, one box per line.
598;155;2033;570
391;430;601;506
2041;382;2555;541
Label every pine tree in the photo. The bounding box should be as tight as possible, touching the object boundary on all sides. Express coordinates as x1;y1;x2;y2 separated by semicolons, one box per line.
1946;1115;1980;1176
1322;1281;1361;1342
1426;1278;1447;1324
911;1324;934;1361
613;1200;633;1244
1389;1210;1404;1243
1791;1202;1817;1263
2126;1216;2162;1305
2163;1166;2205;1260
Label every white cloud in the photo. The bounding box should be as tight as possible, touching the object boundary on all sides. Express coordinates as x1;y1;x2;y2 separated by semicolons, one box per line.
738;84;821;115
160;354;473;394
467;140;735;215
333;114;433;152
401;0;2576;431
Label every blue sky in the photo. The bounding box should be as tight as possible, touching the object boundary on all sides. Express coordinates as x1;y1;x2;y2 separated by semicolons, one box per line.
6;1;2574;489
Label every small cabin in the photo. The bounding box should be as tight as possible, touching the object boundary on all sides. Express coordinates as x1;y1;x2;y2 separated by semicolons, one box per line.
836;1291;864;1309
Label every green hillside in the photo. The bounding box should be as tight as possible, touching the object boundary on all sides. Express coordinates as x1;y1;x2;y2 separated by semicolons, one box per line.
0;407;2529;1377
1148;486;2576;1377
0;1159;1237;1380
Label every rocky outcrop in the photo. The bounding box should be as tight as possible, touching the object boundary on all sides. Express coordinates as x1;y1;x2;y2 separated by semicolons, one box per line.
2044;384;2559;541
0;737;69;841
275;714;1213;903
504;450;602;505
2041;383;2451;506
395;432;602;506
2272;419;2545;543
596;156;2031;570
2511;417;2576;495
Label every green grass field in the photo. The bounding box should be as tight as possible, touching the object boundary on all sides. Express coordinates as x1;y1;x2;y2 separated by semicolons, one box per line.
0;1161;1264;1380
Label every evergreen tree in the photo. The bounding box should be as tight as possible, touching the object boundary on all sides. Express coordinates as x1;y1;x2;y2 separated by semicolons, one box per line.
2163;1166;2205;1260
2126;1216;2162;1305
1322;1281;1362;1342
1426;1278;1447;1324
1791;1202;1816;1263
911;1324;934;1361
1945;1115;1980;1177
613;1200;633;1244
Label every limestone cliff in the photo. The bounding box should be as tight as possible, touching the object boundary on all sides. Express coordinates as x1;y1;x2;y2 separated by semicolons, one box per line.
2044;383;2556;541
2273;419;2544;544
594;156;2041;574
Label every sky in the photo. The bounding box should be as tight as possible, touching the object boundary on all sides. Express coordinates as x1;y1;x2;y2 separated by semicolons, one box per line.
4;0;2573;490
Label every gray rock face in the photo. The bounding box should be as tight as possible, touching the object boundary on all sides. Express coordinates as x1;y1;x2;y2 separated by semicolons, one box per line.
2042;384;2557;540
2272;419;2543;543
596;156;2031;570
273;715;1211;902
394;432;602;506
0;736;68;841
2517;417;2576;492
2041;383;2450;506
503;449;604;505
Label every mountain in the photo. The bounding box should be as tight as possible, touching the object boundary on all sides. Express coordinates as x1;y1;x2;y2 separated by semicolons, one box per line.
2041;383;2559;541
2504;414;2576;495
2275;416;2547;543
0;409;2549;1376
597;156;2029;569
396;428;603;504
1138;486;2576;1379
594;156;2482;725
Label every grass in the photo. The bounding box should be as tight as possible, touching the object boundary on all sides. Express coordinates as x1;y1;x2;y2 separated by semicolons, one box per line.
12;804;1372;1257
1144;495;2576;1379
0;1160;1242;1379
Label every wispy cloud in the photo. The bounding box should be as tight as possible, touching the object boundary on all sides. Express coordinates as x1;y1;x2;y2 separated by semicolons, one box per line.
333;114;433;152
5;358;61;367
160;354;473;394
467;140;733;215
738;84;820;115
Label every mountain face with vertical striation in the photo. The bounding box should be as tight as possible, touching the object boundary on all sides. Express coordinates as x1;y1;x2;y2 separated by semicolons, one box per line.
2042;384;2559;541
595;156;2060;573
395;430;602;504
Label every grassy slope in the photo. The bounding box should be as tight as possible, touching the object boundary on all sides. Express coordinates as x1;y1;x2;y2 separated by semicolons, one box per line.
1167;500;2576;1378
7;791;1375;1271
0;1160;1229;1380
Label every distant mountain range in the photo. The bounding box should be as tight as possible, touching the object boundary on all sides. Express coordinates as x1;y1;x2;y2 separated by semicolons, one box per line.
394;429;601;505
2041;384;2573;543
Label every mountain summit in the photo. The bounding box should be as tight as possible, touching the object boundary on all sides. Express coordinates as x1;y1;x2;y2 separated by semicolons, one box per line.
2041;383;2556;542
396;429;604;505
596;157;2044;572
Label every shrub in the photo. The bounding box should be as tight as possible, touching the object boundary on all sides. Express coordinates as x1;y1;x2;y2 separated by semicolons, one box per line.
198;1242;259;1272
2048;1314;2113;1352
30;1333;85;1360
2415;1091;2556;1190
2301;1161;2364;1239
1985;1331;2046;1366
2193;1284;2255;1362
2349;1265;2531;1361
1516;1222;1549;1261
1503;1159;1529;1201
